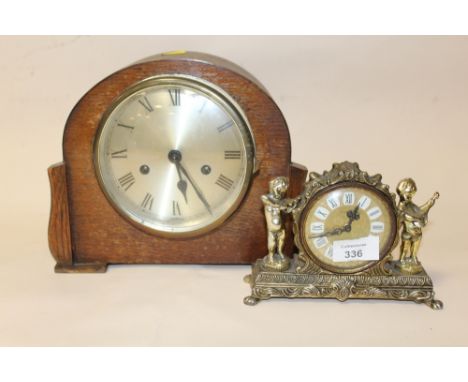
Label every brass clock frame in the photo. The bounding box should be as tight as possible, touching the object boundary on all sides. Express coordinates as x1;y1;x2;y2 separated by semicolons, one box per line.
296;181;398;274
244;162;443;309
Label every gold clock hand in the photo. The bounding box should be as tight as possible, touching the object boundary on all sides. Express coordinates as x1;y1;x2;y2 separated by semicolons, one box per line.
309;225;348;239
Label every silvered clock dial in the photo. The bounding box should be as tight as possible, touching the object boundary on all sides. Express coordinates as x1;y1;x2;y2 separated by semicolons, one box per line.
94;76;255;236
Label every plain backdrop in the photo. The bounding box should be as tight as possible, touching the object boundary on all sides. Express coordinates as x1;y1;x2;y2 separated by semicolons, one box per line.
1;36;467;346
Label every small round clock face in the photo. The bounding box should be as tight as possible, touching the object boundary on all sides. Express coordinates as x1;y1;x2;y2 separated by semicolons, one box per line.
301;183;397;273
94;76;255;236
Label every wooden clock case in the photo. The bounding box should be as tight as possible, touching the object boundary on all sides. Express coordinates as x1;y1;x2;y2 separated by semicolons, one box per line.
48;51;307;272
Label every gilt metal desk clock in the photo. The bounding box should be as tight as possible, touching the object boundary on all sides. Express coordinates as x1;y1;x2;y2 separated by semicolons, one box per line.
48;51;306;272
244;161;442;309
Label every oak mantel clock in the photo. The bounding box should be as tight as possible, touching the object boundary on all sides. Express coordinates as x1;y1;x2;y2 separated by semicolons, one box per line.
48;51;307;272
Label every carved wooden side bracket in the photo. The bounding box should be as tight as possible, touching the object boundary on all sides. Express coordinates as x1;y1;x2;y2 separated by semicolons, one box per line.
48;162;73;269
48;163;108;273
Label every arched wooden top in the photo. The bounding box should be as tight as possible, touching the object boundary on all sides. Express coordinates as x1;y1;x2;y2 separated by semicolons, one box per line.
57;52;302;266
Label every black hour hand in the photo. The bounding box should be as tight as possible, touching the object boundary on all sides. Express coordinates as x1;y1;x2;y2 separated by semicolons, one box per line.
175;163;188;204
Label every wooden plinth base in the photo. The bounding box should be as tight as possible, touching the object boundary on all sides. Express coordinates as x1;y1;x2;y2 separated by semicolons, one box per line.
55;263;108;273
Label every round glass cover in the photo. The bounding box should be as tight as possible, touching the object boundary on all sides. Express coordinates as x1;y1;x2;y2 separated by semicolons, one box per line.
94;76;255;236
301;183;397;273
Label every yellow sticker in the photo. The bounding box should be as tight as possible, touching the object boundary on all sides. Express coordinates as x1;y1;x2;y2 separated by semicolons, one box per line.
162;50;187;56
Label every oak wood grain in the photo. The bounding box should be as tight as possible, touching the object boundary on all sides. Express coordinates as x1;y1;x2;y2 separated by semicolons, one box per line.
48;163;73;266
51;52;307;271
284;162;308;256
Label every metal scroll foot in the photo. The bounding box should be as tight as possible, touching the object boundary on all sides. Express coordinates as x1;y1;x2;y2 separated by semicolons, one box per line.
411;291;443;310
427;299;444;310
244;295;260;306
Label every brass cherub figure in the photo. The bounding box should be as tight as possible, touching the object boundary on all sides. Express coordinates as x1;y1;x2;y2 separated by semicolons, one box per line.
261;177;297;271
396;178;439;274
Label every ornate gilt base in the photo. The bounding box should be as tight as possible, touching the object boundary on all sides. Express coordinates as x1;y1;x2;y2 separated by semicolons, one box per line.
244;256;443;309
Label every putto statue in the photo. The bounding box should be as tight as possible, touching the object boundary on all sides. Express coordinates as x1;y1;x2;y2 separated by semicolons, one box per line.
261;177;297;271
396;178;439;274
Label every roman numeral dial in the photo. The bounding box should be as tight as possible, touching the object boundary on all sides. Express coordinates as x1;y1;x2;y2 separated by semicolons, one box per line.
95;78;254;235
303;186;395;271
141;193;154;210
118;172;135;191
168;88;181;106
215;174;234;191
225;150;241;159
138;96;153;112
217;120;233;133
172;201;181;216
111;149;127;158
